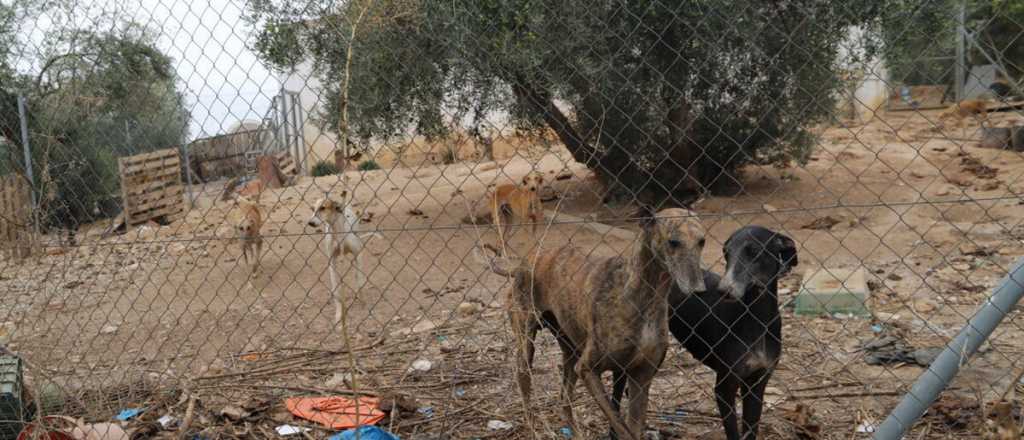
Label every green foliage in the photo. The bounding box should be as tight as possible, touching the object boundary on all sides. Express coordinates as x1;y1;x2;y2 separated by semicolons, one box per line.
249;0;884;202
311;160;340;176
0;22;189;229
878;0;1024;86
358;160;380;171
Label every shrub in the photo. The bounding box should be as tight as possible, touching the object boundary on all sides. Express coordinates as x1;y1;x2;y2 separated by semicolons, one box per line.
358;160;381;171
311;160;340;177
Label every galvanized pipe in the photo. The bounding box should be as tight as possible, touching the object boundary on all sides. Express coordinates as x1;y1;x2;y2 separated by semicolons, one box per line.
873;256;1024;439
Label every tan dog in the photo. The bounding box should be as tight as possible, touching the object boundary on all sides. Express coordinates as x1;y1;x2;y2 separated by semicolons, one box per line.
235;196;264;274
490;172;544;256
237;179;265;199
938;99;989;135
507;205;706;440
307;191;378;328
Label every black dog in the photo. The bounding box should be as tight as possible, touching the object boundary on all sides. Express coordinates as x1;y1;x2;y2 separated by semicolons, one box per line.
611;225;798;440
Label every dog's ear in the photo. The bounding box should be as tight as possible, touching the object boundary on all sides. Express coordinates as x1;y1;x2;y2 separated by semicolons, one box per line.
773;233;798;275
635;204;657;229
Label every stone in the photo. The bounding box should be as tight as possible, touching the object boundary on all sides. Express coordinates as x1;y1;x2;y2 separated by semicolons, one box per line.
794;268;870;317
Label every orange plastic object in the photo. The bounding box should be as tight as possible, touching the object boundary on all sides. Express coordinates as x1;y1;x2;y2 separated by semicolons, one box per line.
284;396;385;429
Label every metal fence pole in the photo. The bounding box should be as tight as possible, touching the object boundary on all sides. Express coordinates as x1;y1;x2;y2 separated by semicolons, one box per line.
955;1;966;103
873;256;1024;440
16;95;36;211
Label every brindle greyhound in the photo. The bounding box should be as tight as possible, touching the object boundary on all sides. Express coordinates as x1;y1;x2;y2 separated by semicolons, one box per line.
506;205;706;440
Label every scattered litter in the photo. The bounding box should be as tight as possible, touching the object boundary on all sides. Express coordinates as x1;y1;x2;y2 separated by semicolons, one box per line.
285;396;385;430
100;325;119;335
219;405;249;421
325;372;353;388
855;421;876;433
645;430;661;440
457;302;482;317
114;408;143;421
487;420;513;431
454;388;465;397
412;319;438;334
783;404;821;440
986;400;1020;440
762;204;779;213
870;324;884;333
802;216;842;231
157;415;177;429
560;426;573;438
408;208;425;216
378;393;419;415
417;407;434;418
928;394;977;429
329;426;400;440
860;335;941;367
409;359;433;373
275;425;310;436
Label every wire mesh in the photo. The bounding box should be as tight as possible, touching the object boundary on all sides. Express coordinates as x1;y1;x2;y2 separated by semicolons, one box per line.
1;1;1024;439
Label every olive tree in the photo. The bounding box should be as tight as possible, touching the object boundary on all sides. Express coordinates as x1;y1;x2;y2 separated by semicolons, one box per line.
249;0;883;204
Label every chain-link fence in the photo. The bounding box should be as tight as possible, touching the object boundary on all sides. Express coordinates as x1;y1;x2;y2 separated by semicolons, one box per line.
2;1;1024;439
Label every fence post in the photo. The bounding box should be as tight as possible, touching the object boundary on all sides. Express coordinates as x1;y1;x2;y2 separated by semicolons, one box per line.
873;256;1024;440
954;1;965;103
181;143;194;208
16;94;39;247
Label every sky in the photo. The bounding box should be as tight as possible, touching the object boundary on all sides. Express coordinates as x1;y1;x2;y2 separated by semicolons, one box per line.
15;0;281;141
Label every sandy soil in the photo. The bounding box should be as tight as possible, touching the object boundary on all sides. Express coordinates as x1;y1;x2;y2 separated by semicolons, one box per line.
3;107;1024;439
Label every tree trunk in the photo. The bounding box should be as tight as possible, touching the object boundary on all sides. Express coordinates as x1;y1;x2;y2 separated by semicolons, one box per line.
509;74;601;169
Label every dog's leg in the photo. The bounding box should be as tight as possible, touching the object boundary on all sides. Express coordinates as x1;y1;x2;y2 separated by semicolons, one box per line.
492;199;508;257
253;238;263;274
579;367;637;440
327;254;343;329
608;369;627;440
739;373;771;440
625;366;658;440
556;339;580;432
241;243;250;271
511;311;540;438
715;375;742;440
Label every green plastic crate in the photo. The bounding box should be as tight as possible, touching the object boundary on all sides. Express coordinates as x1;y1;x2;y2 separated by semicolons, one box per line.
794;268;871;317
0;355;24;440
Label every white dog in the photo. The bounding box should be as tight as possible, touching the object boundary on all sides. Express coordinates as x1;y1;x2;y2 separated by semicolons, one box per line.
306;190;377;327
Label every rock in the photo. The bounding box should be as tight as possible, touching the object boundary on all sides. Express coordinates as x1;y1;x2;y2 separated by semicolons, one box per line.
456;302;482;317
913;299;937;313
487;420;513;431
952;262;972;272
412;319;437;334
875;312;900;322
324;372;353;388
409;359;433;373
220;405;250;421
379;393;419;414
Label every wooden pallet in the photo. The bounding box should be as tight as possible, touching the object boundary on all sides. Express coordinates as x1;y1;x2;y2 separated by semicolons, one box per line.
276;150;298;176
118;148;186;228
0;174;33;260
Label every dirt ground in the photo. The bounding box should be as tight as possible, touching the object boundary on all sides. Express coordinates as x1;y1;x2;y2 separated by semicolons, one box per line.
4;107;1024;439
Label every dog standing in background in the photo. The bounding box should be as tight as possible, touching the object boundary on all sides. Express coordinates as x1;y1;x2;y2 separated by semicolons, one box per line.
489;172;545;256
938;99;990;136
235;195;265;275
307;190;377;328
